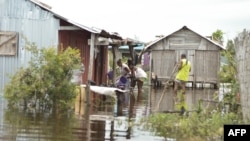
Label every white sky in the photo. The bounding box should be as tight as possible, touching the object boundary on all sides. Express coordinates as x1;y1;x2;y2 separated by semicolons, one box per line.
39;0;250;43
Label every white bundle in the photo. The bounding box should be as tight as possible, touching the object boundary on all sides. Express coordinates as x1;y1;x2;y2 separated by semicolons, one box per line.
135;67;147;78
90;85;127;98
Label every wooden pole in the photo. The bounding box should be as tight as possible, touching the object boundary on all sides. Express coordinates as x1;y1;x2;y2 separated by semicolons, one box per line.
112;45;118;84
128;45;134;63
155;64;179;111
85;33;95;120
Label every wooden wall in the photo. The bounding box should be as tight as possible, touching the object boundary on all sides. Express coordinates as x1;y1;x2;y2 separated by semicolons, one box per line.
149;29;221;86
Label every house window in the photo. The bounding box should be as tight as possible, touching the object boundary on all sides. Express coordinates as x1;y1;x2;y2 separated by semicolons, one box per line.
0;31;18;55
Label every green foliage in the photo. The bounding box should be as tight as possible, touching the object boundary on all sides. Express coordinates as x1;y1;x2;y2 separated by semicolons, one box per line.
4;40;82;111
219;40;237;83
142;113;179;139
142;109;242;141
218;39;240;113
212;29;224;44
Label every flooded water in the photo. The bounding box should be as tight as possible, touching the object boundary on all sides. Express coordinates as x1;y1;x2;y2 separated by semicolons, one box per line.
0;85;218;141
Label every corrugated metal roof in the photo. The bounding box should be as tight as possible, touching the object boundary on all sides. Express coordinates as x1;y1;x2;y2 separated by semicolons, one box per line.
30;0;100;34
29;0;52;11
30;0;149;41
30;0;125;40
119;45;144;50
144;26;225;51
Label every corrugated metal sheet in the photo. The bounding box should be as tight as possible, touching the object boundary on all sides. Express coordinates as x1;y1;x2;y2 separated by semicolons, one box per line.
0;0;127;95
59;30;91;84
29;0;100;34
118;45;144;50
0;0;59;93
58;25;110;85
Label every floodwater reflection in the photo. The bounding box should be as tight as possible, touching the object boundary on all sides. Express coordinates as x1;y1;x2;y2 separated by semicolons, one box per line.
0;85;218;141
150;87;218;113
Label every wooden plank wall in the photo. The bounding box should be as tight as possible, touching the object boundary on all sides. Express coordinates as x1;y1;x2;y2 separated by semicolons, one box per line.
194;50;219;84
150;29;221;86
152;50;175;80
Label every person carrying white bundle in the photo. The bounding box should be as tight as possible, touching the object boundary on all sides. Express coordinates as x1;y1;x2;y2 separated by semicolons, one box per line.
135;67;147;79
128;59;147;100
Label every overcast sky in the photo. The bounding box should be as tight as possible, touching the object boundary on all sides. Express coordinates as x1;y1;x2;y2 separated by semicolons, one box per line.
39;0;250;42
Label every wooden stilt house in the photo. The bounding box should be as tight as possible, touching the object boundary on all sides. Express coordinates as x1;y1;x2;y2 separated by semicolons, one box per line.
144;26;225;88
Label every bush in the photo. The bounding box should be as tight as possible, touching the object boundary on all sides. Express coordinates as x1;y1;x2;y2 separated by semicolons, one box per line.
4;40;82;112
141;109;242;141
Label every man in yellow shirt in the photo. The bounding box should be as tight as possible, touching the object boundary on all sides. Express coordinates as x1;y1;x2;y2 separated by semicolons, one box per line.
174;54;191;96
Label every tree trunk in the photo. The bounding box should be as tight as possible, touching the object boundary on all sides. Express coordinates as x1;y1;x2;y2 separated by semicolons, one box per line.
234;29;250;121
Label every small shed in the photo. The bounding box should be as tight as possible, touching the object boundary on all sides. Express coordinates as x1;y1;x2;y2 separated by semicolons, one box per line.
144;26;225;88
